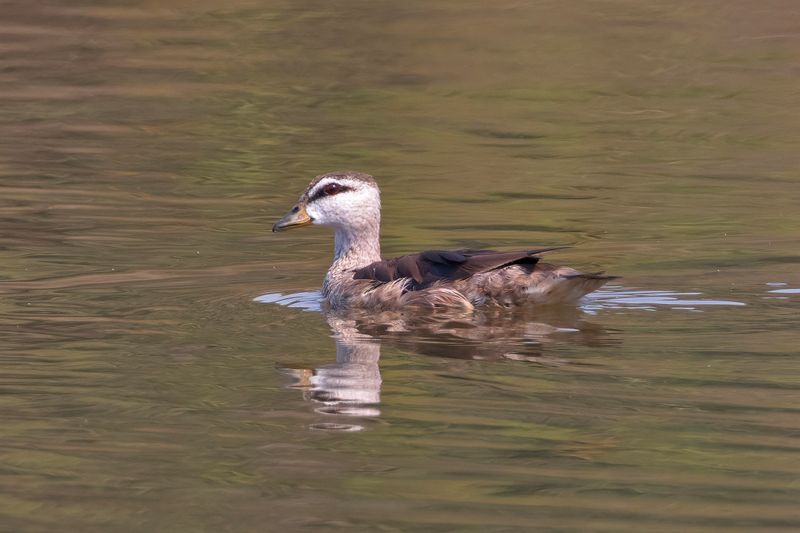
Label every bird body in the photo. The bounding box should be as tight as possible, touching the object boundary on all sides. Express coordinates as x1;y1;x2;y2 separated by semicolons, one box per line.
273;172;615;311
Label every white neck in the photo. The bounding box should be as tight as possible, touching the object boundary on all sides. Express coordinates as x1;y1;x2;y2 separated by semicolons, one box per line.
330;221;381;274
322;218;382;300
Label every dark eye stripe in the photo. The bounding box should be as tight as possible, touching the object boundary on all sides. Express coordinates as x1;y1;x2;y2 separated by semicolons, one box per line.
309;182;352;202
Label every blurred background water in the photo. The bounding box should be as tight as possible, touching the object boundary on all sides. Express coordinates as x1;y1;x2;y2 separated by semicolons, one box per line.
0;0;799;531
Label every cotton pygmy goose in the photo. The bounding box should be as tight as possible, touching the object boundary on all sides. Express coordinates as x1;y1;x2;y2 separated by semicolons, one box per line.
273;171;617;310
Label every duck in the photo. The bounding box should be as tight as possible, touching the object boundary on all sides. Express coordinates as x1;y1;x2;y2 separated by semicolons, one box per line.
272;171;616;311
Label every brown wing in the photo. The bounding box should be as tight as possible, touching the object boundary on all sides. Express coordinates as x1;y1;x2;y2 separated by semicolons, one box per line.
352;247;565;291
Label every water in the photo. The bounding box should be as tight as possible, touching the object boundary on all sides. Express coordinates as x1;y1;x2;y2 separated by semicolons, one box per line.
1;0;799;531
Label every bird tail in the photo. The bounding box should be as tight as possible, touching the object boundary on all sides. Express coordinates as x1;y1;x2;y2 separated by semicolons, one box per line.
527;269;619;304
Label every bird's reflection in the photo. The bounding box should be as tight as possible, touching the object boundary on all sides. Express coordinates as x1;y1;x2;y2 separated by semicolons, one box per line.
281;315;382;428
280;305;615;431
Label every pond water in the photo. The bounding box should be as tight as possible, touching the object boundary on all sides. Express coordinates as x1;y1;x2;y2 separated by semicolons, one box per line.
1;0;799;531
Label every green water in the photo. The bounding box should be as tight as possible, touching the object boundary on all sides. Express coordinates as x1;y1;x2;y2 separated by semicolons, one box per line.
1;1;799;531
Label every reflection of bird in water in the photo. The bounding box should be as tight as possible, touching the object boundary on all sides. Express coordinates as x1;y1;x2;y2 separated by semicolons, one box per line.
279;307;616;429
281;315;382;421
350;305;614;363
273;171;617;311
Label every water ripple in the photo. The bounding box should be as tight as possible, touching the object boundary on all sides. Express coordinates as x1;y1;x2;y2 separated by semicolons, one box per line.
583;287;746;314
253;291;322;312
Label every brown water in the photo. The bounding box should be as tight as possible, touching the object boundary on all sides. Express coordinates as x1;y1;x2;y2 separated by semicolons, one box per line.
1;1;799;531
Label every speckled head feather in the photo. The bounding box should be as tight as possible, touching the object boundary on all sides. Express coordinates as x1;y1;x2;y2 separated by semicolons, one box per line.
302;171;378;202
298;171;382;237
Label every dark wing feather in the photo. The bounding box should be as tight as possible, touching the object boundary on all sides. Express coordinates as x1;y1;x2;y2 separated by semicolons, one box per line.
353;247;565;290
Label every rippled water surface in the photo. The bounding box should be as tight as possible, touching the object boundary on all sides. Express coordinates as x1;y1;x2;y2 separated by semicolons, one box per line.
1;1;799;531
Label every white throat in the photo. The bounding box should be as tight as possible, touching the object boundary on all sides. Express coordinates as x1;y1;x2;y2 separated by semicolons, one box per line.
330;217;382;273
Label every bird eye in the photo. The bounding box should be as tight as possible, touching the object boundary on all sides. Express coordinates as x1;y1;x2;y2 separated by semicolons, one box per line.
309;181;351;203
322;183;343;196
